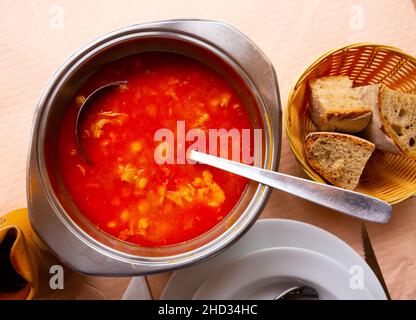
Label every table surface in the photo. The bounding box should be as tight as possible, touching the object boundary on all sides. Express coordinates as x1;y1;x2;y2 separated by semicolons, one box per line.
1;0;415;299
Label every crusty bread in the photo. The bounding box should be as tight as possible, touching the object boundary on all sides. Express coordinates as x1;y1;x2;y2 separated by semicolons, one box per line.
305;132;375;190
309;76;372;133
361;84;401;155
362;85;416;160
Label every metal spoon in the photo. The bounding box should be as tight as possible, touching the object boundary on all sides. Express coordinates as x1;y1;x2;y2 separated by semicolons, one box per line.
188;150;392;223
274;286;319;300
75;80;127;165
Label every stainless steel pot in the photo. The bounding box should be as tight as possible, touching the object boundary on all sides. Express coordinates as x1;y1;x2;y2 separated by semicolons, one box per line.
27;19;281;276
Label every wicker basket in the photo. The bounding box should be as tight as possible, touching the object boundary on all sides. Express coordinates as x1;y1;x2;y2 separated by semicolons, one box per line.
285;43;416;204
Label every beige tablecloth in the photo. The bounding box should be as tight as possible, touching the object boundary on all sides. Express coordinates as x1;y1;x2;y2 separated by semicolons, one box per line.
0;0;415;299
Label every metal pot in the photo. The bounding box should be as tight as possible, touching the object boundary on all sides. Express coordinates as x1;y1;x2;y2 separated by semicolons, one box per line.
27;19;281;276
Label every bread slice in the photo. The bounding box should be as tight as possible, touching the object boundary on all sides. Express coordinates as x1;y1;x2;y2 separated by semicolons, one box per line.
305;132;375;190
309;76;372;133
363;85;416;160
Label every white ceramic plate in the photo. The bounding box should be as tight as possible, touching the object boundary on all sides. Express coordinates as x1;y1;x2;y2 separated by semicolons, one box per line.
161;219;386;300
193;247;374;300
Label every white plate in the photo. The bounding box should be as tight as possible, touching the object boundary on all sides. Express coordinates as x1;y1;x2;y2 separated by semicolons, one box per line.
193;247;374;300
161;219;386;300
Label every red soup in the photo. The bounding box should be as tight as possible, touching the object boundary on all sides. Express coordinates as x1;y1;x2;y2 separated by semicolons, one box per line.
58;52;254;247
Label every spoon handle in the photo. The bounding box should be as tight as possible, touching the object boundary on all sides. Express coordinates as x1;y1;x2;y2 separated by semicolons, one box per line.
189;151;391;223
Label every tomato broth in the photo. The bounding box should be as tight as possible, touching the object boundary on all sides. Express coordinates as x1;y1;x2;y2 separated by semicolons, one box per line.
58;52;254;246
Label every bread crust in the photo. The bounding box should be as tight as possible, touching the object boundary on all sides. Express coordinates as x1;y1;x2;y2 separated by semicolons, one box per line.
309;76;372;133
305;132;375;189
377;85;416;160
305;132;375;152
